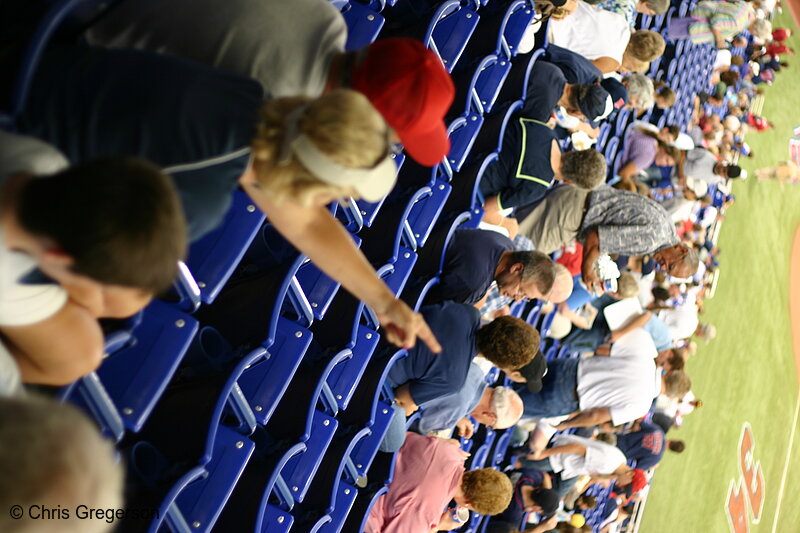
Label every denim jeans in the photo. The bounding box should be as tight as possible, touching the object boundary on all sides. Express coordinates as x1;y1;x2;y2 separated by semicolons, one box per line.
379;403;408;453
516;358;580;419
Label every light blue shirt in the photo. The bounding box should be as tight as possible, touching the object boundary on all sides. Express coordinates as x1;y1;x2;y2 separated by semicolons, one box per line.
417;363;488;434
642;314;673;352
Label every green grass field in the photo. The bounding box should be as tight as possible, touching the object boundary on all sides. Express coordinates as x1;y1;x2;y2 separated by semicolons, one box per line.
640;12;800;533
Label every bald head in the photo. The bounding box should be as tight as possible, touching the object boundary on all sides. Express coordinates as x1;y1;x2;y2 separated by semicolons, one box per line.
471;386;524;429
547;264;574;303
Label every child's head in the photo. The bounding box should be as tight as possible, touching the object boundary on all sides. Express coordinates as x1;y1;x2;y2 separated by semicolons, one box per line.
456;468;513;515
476;316;540;372
578;494;598;510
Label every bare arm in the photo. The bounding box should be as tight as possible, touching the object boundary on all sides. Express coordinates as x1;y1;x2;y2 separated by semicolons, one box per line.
617;161;640;181
592;56;622;74
394;383;420;416
241;178;440;353
1;300;104;385
609;311;652;342
481;195;504;225
555;407;613;430
581;229;602;292
531;441;588;459
557;303;591;330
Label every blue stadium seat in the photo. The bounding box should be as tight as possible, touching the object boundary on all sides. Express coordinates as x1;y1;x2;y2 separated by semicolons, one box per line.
334;1;386;50
603;137;620;167
469;54;512;115
447;114;484;174
61;300;199;437
185;189;265;304
424;0;480;72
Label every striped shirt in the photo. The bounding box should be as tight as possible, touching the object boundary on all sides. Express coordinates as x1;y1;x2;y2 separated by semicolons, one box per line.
619;128;659;173
688;0;751;44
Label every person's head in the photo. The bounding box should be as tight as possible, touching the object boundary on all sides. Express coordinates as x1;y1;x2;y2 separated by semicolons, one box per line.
663;351;685;372
496;251;557;301
618;468;648;494
635;0;668;14
613;272;640;299
344;38;454;166
561;149;607;189
549;264;575;303
663;370;692;398
252;90;398;207
658;125;680;143
731;55;745;67
652;243;699;278
577;494;598;510
668;440;686;453
654;84;676;108
2;158;186;294
697;322;718;342
476;316;540;371
623;73;655;109
0;395;123;533
720;70;740;87
620;55;650;74
732;36;748;48
594;432;618;446
455;468;513;515
471;386;524;429
713;162;742;180
625;30;666;62
565;84;613;123
538;0;580;20
749;19;773;41
528;487;560;515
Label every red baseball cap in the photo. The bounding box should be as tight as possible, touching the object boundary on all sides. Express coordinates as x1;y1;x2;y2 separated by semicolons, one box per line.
351;38;455;167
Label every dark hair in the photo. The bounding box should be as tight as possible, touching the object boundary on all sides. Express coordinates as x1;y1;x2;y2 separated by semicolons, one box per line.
476;316;540;370
666;352;685;371
18;157;187;292
720;70;740;86
727;165;742;178
668;440;686;453
567;84;590;115
651;286;670;302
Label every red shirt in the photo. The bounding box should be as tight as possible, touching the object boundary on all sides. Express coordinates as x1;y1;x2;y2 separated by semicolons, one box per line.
765;43;789;57
772;28;790;41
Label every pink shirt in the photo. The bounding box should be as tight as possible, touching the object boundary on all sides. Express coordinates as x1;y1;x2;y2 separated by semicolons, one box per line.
365;433;465;533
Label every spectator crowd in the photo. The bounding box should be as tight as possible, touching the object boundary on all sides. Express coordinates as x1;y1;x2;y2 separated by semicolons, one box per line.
0;0;790;532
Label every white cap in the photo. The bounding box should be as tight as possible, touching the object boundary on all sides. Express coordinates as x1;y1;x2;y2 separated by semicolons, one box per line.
685;177;709;197
672;133;695;151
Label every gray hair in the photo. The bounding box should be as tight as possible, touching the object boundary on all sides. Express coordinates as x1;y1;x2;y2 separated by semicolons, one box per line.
0;395;123;533
624;73;654;109
509;250;556;295
750;19;772;40
490;387;523;429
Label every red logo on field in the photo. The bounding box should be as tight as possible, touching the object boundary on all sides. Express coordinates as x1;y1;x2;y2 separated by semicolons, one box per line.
726;423;766;533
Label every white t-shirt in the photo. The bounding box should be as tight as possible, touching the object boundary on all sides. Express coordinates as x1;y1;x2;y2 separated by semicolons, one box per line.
576;353;659;426
610;327;658;360
658;293;699;342
548;434;627;479
0;132;70;327
86;0;347;98
0;342;21;396
549;1;631;63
